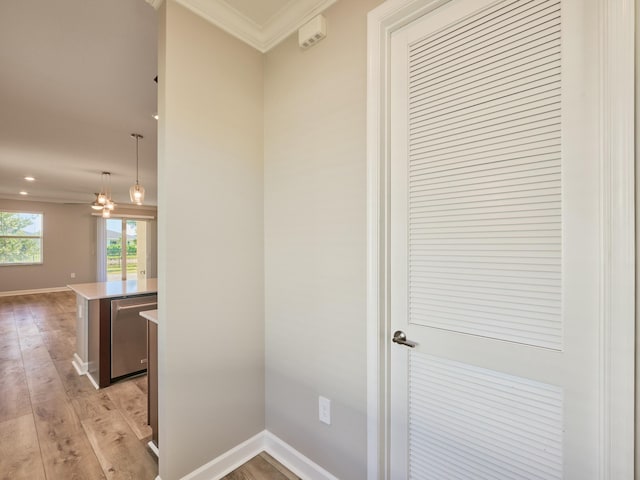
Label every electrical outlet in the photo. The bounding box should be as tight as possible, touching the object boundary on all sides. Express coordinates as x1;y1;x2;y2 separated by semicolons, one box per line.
319;396;331;425
70;272;76;278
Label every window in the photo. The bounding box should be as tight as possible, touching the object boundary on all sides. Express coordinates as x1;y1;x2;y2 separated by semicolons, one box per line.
0;211;43;265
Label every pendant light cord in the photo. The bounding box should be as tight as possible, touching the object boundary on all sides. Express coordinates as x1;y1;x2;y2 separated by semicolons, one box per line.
131;133;143;185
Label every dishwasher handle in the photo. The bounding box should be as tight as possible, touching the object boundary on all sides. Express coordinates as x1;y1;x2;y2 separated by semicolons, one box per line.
113;302;157;313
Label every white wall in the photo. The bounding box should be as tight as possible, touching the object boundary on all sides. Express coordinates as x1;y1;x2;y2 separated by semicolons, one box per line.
158;2;265;479
264;0;382;478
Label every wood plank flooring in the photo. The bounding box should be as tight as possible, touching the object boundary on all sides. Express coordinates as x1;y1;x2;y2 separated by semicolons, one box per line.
0;292;299;480
224;453;301;480
0;291;155;480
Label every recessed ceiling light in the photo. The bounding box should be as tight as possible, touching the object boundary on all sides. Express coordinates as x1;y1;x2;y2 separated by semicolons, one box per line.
24;176;35;181
19;191;28;195
152;113;159;120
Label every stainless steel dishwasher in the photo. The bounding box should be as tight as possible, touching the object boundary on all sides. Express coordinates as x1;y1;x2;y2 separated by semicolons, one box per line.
110;295;157;379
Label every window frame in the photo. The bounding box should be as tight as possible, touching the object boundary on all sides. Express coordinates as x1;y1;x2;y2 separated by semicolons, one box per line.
0;210;44;266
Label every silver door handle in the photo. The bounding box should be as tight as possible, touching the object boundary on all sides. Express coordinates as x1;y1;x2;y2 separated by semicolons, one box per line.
392;330;417;348
114;302;157;313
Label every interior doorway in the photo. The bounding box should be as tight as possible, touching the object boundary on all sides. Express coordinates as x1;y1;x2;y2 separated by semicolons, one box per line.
366;0;635;478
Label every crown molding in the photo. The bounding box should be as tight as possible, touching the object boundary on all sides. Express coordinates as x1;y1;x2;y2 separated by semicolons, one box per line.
175;0;263;48
145;0;164;9
173;0;337;53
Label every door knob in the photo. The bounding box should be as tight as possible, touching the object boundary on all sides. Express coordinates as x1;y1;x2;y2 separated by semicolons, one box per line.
392;330;417;348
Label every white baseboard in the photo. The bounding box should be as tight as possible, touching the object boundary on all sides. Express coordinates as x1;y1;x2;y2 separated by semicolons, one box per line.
72;354;88;375
181;431;265;480
263;431;339;480
0;286;71;297
177;430;337;480
86;372;99;390
148;440;159;457
72;355;98;389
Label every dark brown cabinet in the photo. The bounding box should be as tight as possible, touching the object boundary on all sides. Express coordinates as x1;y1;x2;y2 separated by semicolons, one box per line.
147;319;158;449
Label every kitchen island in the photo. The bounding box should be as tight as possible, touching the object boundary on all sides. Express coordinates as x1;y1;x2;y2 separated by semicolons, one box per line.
68;278;157;388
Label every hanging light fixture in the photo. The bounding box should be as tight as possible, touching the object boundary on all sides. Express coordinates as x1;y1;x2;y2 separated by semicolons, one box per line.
129;133;145;205
91;193;103;210
104;171;115;211
91;172;115;217
102;172;115;218
96;173;108;205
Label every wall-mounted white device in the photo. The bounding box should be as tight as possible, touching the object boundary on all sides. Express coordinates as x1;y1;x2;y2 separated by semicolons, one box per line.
319;395;331;425
299;15;327;49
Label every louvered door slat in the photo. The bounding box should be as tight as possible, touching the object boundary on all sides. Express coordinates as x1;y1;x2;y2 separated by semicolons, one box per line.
409;0;559;67
410;93;561;133
409;21;560;92
411;184;560;203
410;261;559;276
412;55;559;110
410;131;560;162
412;104;560;145
410;74;560;122
410;1;559;69
413;157;560;183
407;0;561;350
409;0;553;58
411;116;560;156
410;401;560;455
413;197;562;215
414;309;560;337
410;267;560;282
412;276;559;295
410;164;560;190
410;301;561;326
409;353;563;480
410;32;560;99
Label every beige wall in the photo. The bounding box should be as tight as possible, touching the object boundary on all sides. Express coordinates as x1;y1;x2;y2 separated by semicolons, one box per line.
157;1;379;478
158;2;265;479
264;0;382;478
0;199;96;292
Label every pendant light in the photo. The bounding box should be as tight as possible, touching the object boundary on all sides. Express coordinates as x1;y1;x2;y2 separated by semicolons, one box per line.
104;172;115;211
129;133;145;205
96;173;108;206
91;193;103;210
90;172;115;217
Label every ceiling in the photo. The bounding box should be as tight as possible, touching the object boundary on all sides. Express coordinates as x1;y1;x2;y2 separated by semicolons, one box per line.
0;0;159;207
0;0;334;207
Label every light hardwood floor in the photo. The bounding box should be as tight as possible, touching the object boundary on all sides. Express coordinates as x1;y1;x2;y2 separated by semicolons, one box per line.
0;291;299;480
0;291;156;480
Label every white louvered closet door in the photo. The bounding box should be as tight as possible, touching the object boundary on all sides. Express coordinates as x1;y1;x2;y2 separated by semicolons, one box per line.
389;0;601;478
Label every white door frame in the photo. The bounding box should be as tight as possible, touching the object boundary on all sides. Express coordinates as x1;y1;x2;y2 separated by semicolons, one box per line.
365;1;636;479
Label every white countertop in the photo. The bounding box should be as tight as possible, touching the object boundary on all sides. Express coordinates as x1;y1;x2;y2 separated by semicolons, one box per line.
68;278;158;300
140;309;158;324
